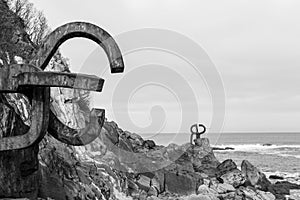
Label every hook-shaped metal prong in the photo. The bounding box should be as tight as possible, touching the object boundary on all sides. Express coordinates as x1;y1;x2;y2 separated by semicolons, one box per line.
33;22;125;146
0;87;50;151
33;22;124;73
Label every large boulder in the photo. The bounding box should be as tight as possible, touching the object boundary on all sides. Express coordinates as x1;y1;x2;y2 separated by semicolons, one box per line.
136;174;152;192
164;161;203;196
127;178;139;197
134;171;160;196
153;170;165;193
212;183;236;194
189;138;220;177
220;169;246;188
164;171;203;196
241;160;271;191
216;159;237;177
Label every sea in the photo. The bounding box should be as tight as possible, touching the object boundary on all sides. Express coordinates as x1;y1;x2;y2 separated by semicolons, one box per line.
141;132;300;183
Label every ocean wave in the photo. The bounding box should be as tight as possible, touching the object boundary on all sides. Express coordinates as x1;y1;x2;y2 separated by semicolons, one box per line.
212;144;300;159
213;144;300;151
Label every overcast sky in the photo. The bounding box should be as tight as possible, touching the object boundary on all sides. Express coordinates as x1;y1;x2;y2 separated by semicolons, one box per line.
30;0;300;133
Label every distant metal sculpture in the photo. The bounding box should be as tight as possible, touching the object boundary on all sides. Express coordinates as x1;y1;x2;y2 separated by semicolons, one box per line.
190;123;206;145
0;22;125;151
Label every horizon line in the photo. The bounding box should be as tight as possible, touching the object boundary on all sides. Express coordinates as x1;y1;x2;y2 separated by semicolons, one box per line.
139;131;300;134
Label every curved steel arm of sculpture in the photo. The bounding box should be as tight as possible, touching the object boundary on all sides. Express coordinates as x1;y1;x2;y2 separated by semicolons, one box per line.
17;71;104;92
37;22;125;146
33;22;125;73
0;87;50;151
0;64;104;92
48;109;105;146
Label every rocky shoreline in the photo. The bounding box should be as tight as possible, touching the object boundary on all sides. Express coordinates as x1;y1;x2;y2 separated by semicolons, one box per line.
35;120;300;200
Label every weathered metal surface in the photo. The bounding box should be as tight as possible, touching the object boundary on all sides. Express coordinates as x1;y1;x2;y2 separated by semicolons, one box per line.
48;108;105;145
0;64;40;92
0;87;50;151
38;22;125;146
17;71;104;92
190;124;206;145
33;22;125;73
0;21;125;150
0;64;104;92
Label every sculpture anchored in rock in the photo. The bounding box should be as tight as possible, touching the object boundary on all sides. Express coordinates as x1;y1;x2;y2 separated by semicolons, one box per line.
190;123;206;145
0;22;125;151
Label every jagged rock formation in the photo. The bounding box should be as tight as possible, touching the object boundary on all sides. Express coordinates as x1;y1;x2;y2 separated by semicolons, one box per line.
37;118;300;200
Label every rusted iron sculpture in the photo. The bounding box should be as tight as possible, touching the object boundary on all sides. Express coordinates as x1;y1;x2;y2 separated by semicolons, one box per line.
0;22;124;151
190;123;206;145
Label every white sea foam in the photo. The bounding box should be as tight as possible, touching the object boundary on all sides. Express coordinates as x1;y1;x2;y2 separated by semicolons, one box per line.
214;144;300;150
213;144;300;159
